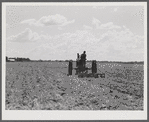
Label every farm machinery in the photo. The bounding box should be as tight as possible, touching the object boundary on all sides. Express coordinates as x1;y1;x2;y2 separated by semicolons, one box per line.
68;53;105;78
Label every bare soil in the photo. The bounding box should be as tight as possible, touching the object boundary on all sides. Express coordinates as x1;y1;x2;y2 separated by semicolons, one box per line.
6;62;144;110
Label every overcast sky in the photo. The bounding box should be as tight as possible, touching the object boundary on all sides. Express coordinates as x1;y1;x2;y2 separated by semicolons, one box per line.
6;3;145;61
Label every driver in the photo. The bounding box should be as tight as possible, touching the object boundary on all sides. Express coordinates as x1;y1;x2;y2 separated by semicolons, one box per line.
80;51;86;68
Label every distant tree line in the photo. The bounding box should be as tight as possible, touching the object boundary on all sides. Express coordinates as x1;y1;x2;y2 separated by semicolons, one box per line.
5;56;144;64
96;61;144;64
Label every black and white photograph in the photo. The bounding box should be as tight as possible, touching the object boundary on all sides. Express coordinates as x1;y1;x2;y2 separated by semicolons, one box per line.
2;2;147;120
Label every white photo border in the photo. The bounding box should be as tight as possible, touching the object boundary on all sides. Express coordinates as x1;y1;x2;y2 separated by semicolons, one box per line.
2;2;147;120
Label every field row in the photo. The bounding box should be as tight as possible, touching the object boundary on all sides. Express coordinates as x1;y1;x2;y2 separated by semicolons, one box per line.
6;62;144;110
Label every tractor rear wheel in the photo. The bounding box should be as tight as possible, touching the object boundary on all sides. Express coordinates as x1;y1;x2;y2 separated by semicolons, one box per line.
92;60;97;74
68;60;73;75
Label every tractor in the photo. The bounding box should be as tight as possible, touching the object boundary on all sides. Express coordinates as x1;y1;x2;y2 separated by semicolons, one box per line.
68;53;105;78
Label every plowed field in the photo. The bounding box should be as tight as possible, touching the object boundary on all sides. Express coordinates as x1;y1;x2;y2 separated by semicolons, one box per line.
6;62;144;110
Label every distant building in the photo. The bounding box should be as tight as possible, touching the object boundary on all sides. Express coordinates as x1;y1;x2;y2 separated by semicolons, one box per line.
8;58;16;62
6;57;31;62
